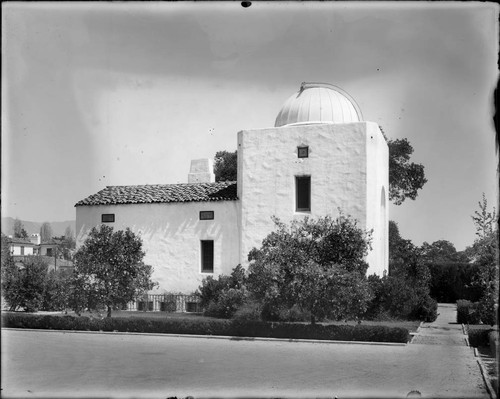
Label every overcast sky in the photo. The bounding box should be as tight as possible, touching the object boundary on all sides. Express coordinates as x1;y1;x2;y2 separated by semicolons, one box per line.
2;2;498;250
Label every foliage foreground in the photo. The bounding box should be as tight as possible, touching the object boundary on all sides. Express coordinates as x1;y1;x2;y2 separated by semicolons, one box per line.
1;312;410;343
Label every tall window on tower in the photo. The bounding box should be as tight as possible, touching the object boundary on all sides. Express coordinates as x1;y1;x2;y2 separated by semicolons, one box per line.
201;240;214;273
295;176;311;212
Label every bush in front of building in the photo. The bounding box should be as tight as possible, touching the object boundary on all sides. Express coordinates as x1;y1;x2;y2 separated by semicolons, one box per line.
247;215;373;324
365;274;438;322
198;264;248;319
0;312;410;343
364;221;438;323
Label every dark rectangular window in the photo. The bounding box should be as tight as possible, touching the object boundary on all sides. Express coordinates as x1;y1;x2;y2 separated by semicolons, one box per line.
296;176;311;212
199;211;214;220
101;214;115;223
20;246;25;255
46;248;53;257
298;146;309;158
201;240;214;273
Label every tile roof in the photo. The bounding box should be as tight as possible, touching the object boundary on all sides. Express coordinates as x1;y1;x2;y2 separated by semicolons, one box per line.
75;182;238;206
7;237;37;245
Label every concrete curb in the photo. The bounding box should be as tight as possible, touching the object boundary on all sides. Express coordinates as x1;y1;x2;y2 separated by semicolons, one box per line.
473;344;497;399
1;327;408;346
476;357;498;399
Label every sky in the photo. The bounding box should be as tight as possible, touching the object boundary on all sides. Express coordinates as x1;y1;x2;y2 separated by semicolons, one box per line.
2;2;498;251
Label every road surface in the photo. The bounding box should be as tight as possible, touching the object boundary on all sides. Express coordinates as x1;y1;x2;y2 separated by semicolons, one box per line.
1;304;488;398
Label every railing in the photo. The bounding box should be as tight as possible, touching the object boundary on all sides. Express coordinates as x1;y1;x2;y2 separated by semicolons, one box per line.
127;293;202;313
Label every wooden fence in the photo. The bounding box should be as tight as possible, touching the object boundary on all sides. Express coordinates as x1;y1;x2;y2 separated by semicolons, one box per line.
127;293;202;313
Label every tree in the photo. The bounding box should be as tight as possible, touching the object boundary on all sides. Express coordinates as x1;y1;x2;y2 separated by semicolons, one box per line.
1;233;22;310
369;221;437;321
1;235;49;312
420;240;468;264
198;265;248;318
214;135;427;205
247;214;373;324
73;225;157;317
54;227;76;260
214;150;237;182
466;194;498;325
387;138;427;205
40;222;53;243
13;218;28;239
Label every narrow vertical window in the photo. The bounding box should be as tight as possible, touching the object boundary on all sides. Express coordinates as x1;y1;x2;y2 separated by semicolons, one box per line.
201;240;214;273
20;246;25;255
296;176;311;212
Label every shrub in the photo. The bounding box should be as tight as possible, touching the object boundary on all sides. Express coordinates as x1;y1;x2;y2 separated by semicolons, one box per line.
232;300;262;321
204;287;247;319
365;274;437;322
16;257;49;312
248;215;373;324
410;295;438;322
41;269;73;311
427;262;482;303
199;265;248;318
457;300;481;324
476;288;497;326
468;326;495;347
0;312;410;343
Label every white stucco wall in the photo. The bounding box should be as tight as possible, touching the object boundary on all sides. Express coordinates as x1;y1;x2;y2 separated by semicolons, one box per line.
10;244;35;256
76;200;240;293
238;122;388;275
364;122;389;276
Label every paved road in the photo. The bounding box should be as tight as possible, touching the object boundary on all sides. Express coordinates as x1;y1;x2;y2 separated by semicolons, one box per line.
1;305;488;398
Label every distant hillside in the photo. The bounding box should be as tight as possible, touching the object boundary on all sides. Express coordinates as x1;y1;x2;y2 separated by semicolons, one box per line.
1;217;76;238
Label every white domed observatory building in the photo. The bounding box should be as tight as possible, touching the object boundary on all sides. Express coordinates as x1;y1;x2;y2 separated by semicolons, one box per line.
76;82;389;295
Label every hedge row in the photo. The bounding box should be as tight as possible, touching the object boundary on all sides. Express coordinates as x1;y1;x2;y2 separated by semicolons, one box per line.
1;313;410;343
468;326;497;348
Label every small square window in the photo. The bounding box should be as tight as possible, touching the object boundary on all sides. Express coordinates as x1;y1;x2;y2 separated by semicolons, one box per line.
101;214;115;223
199;211;214;220
298;146;309;158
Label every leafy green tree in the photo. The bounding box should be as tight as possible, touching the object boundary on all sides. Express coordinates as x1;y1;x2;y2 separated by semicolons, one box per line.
387;138;427;205
40;222;53;243
13;218;28;239
73;225;157;317
368;221;437;321
247;215;373;324
420;240;468;264
214;150;237;182
53;227;76;260
1;244;49;313
466;194;498;325
1;233;22;310
41;269;73;311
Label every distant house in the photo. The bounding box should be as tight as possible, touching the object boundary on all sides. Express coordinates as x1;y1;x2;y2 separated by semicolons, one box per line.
7;237;39;256
6;234;74;272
